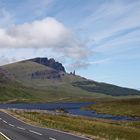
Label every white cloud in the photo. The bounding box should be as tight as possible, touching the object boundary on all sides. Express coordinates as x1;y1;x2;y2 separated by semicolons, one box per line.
77;0;140;55
89;58;111;65
82;1;140;39
0;17;69;47
68;58;110;70
0;17;90;61
0;56;9;65
0;56;18;66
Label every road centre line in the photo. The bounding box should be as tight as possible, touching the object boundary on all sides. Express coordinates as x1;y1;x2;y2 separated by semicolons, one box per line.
17;126;25;130
3;120;7;123
29;130;42;135
49;137;56;140
8;124;15;127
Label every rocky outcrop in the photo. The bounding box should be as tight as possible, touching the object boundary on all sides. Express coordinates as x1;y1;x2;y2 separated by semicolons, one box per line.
31;69;62;79
29;57;66;72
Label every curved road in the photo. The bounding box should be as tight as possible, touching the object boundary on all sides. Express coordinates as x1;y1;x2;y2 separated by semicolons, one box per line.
0;111;91;140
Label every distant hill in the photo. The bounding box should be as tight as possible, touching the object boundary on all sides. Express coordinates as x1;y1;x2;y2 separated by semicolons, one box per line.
0;57;140;103
72;81;140;96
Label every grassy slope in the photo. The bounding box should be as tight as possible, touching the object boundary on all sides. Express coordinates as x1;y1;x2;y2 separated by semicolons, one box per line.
84;98;140;117
72;81;140;96
0;135;6;140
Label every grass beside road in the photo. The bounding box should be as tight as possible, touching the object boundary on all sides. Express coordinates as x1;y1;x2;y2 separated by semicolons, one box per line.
84;98;140;117
0;134;7;140
7;110;140;140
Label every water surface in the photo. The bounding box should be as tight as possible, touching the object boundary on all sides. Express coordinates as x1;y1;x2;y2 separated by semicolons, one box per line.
0;102;139;121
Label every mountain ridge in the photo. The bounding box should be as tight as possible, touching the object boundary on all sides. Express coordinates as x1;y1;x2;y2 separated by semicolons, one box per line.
28;57;66;72
0;57;140;103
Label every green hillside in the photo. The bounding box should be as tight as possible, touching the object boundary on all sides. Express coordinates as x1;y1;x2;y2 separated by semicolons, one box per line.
0;59;140;103
0;61;99;103
0;67;34;102
72;81;140;96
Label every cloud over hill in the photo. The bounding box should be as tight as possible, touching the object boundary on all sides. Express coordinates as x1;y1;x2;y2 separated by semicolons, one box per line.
0;17;90;61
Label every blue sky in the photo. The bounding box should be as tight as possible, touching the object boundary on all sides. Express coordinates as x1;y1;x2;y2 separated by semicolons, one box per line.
0;0;140;89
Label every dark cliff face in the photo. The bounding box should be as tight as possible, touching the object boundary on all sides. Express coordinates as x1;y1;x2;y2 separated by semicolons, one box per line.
29;57;66;72
31;69;65;80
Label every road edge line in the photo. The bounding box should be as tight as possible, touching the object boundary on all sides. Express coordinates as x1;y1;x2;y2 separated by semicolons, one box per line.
0;132;11;140
2;110;92;140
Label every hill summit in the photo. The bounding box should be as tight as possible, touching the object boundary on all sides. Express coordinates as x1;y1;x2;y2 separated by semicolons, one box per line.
28;57;66;72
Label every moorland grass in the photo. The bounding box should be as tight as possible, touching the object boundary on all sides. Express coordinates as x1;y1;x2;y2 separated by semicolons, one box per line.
0;134;7;140
8;110;140;140
84;98;140;117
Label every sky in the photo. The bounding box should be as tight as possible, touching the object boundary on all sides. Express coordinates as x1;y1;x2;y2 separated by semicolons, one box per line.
0;0;140;89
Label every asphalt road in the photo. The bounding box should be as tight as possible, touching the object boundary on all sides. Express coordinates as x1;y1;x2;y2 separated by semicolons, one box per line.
0;111;90;140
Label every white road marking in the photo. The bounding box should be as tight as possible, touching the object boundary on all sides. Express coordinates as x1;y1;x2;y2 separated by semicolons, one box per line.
49;137;56;140
0;118;2;120
0;132;11;140
17;126;25;130
8;124;15;127
29;130;42;136
3;120;7;123
3;111;91;140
